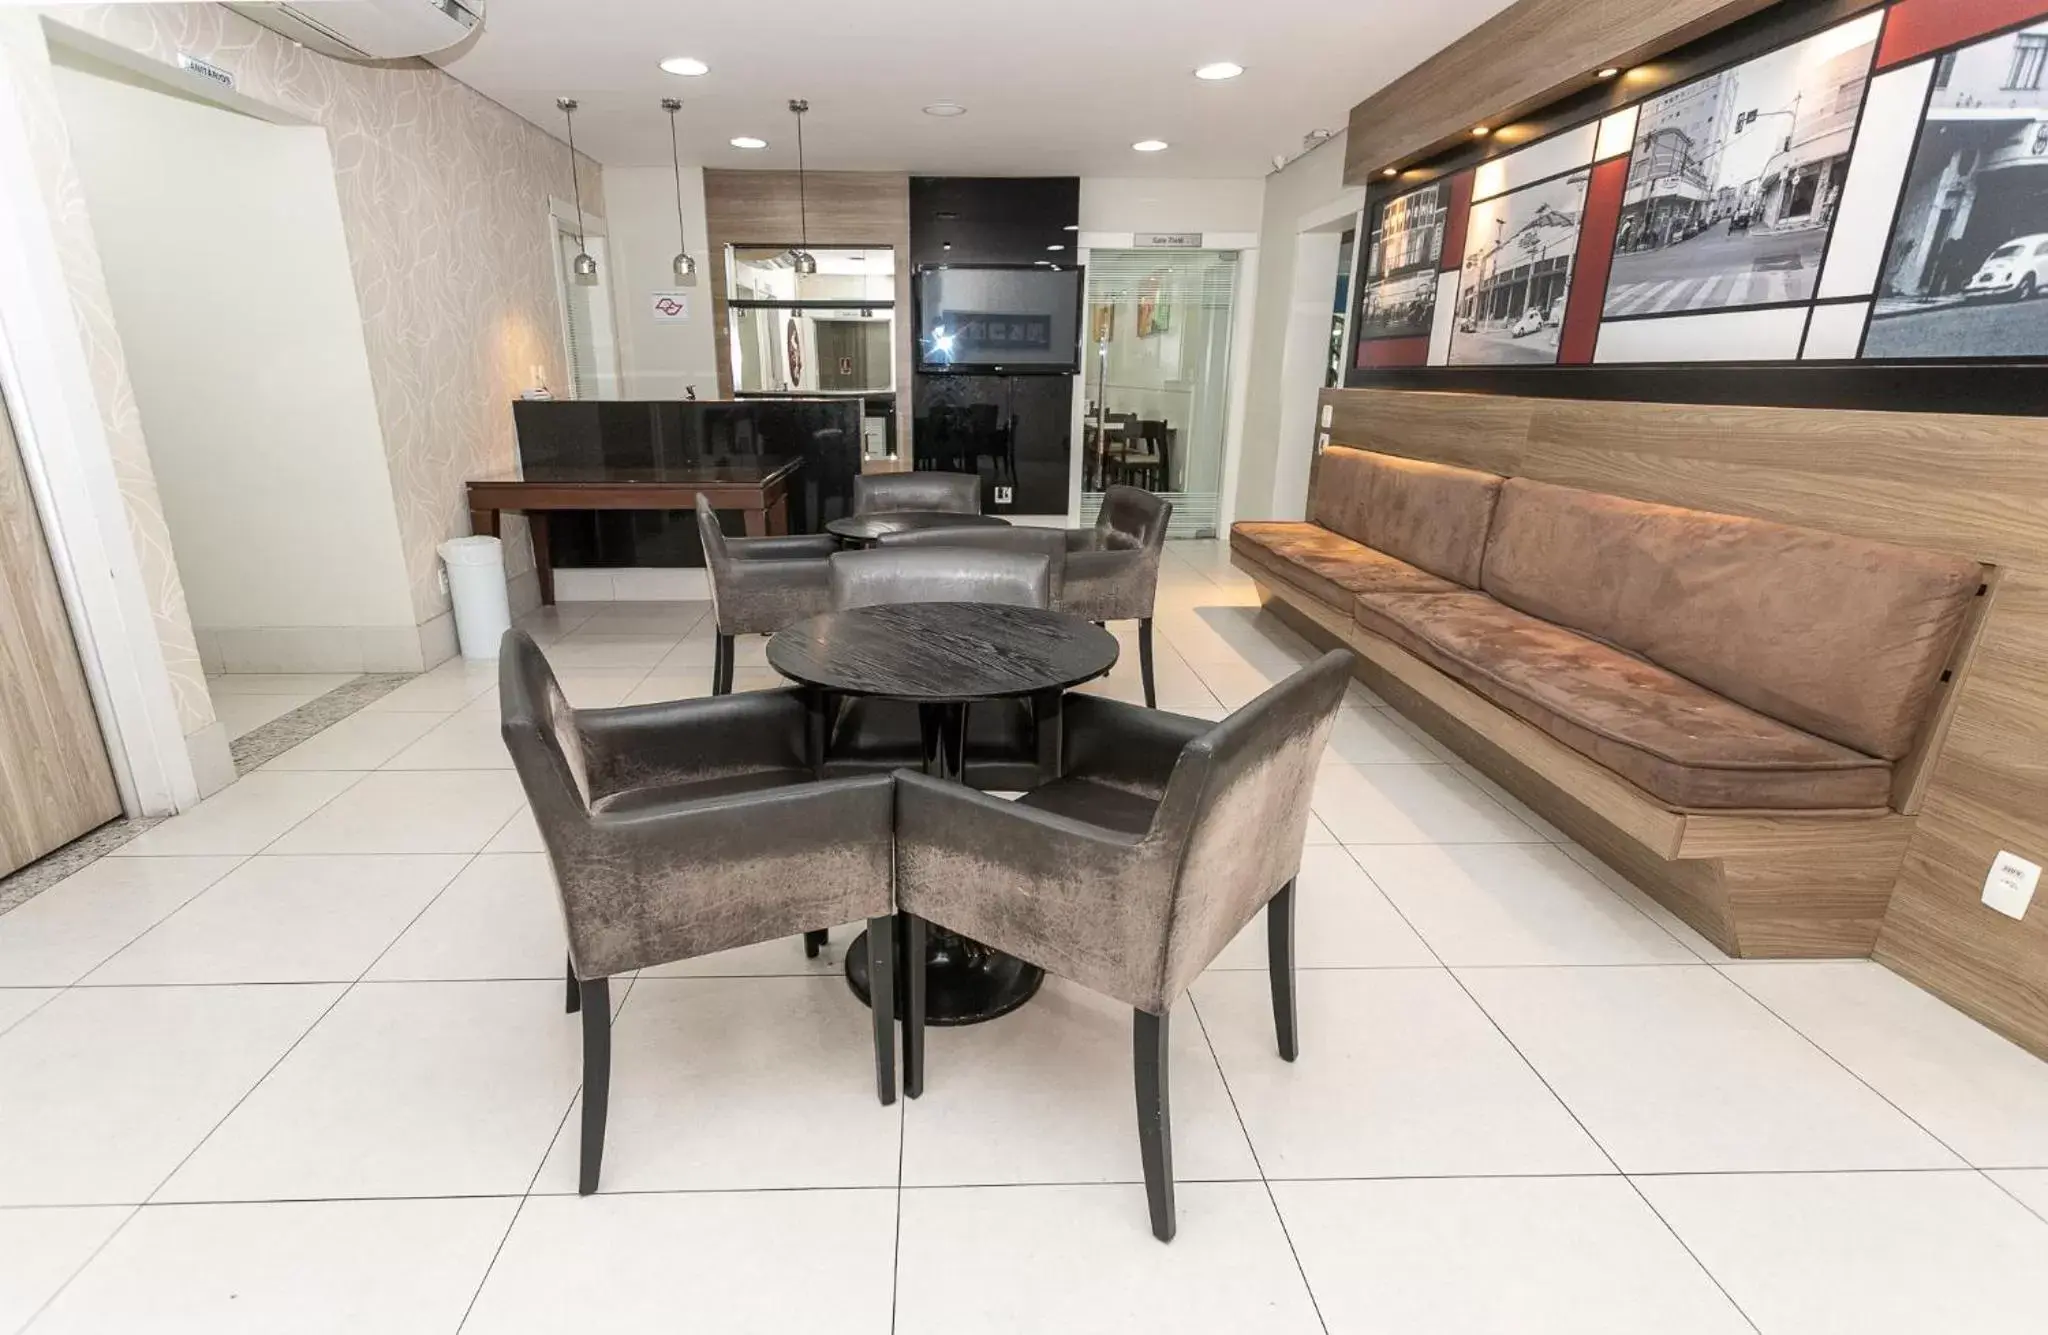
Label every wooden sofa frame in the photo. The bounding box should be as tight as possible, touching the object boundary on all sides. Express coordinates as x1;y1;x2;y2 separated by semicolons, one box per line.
1238;543;1997;960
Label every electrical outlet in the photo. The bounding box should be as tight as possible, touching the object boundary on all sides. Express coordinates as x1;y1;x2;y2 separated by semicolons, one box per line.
994;485;1013;505
1982;851;2040;921
437;566;450;597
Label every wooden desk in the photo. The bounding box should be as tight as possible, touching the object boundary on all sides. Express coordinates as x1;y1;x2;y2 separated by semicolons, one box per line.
467;458;800;605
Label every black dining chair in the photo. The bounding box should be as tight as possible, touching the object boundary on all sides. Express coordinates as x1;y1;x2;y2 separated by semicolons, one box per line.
893;651;1353;1240
498;630;899;1195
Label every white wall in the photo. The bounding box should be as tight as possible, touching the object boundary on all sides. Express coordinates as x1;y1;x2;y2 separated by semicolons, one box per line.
604;165;720;400
1079;177;1267;234
1235;133;1358;522
55;59;415;660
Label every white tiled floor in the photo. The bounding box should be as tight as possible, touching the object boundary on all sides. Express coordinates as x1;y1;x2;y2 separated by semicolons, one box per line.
5;541;2048;1332
204;673;357;740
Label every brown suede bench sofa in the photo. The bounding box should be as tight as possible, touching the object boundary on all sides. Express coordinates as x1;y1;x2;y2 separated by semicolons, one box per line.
1232;446;1988;958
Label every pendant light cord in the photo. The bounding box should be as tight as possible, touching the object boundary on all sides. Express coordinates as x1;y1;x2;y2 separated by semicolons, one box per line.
794;100;809;251
561;99;589;250
667;104;687;249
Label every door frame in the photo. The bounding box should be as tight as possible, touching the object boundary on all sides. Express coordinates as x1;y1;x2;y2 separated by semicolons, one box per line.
0;45;194;816
1067;231;1260;532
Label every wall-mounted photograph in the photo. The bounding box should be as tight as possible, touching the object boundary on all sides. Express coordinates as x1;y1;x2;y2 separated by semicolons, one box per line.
1865;20;2048;359
1357;179;1448;341
1449;170;1588;364
1602;13;1881;318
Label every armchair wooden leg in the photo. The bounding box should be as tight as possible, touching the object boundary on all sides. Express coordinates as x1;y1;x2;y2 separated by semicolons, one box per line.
1268;878;1298;1061
1134;1009;1176;1242
1138;618;1157;709
564;955;580;1014
903;913;928;1100
866;916;896;1106
578;976;611;1195
711;633;735;695
804;929;829;959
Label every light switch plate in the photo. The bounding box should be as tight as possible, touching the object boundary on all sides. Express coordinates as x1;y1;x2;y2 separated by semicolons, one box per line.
993;485;1013;506
1982;851;2040;921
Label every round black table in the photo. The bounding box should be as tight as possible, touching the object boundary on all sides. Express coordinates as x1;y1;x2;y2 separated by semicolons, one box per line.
767;602;1119;1024
826;511;1011;546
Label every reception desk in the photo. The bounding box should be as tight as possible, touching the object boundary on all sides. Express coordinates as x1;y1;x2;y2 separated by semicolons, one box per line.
507;398;864;574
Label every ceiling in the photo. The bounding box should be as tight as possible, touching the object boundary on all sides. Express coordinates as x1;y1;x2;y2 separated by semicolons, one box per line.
436;0;1520;176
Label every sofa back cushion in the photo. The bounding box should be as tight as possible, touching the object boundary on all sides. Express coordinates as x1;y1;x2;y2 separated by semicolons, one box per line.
1480;478;1982;760
1310;446;1502;587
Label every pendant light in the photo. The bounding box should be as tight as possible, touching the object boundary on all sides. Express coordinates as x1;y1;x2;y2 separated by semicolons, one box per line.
787;98;817;277
660;98;699;286
557;97;598;286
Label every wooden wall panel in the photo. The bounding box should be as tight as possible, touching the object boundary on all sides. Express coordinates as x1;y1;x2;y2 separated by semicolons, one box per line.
0;394;121;876
702;169;912;464
1317;385;2048;1058
1343;0;1783;182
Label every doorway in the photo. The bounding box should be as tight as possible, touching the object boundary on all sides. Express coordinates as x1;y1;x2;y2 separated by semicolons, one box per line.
52;47;417;739
1080;249;1243;537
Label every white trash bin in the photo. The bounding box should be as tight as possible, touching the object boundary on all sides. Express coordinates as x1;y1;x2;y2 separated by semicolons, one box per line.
439;535;513;660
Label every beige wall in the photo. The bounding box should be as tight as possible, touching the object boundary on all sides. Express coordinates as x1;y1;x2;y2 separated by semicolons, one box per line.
604;165;721;401
16;3;601;686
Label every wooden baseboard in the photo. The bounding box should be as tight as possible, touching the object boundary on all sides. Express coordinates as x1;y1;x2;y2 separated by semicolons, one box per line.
1255;572;1912;959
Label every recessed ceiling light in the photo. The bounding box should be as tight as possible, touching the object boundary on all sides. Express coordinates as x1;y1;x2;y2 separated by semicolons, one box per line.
1047;243;1065;251
1064;224;1079;231
1194;62;1244;81
923;101;967;117
1132;139;1169;153
1382;167;1398;177
1597;67;1620;79
730;136;768;149
1472;125;1491;137
659;57;709;77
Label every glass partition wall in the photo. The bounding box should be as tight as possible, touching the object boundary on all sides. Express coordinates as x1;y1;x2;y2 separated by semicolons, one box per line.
1081;248;1240;537
728;247;895;395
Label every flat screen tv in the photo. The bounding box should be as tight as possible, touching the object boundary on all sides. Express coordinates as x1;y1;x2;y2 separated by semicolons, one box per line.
915;265;1082;373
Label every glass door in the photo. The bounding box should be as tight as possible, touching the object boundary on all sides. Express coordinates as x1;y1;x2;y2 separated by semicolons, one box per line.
1081;249;1240;537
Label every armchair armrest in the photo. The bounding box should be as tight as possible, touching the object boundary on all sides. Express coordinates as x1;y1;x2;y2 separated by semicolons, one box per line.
574;688;809;801
731;533;837;560
563;773;895;975
894;770;1171;1012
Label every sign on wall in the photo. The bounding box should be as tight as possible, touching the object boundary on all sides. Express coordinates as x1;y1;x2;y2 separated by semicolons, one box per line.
649;291;691;323
1350;0;2048;374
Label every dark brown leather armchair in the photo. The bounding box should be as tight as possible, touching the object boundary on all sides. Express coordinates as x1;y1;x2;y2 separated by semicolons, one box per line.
1063;487;1173;706
695;494;835;694
499;630;898;1195
893;649;1353;1240
852;471;981;516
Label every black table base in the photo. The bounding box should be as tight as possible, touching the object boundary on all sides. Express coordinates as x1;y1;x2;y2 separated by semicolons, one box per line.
844;922;1045;1026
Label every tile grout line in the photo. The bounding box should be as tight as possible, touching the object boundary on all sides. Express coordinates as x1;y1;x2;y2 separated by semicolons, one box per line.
1337;843;1760;1331
456;969;642;1332
1184;991;1331;1335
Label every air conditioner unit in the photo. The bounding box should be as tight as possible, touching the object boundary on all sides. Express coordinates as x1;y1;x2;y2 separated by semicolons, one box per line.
228;0;483;62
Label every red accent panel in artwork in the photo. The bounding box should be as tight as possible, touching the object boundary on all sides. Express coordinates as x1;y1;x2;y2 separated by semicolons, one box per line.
1558;157;1629;366
1439;170;1475;272
1356;336;1432;369
1878;0;2048;68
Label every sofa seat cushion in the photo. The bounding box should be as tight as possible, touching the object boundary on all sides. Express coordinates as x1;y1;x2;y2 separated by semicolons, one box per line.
1479;478;1981;759
1231;522;1460;610
1354;591;1893;810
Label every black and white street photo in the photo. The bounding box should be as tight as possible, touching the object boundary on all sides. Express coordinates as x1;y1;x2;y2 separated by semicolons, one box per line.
1357;180;1447;340
1866;21;2048;359
1449;172;1588;364
1602;14;1880;317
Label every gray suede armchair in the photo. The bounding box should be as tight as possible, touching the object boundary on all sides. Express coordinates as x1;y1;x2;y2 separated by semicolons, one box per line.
1064;487;1173;706
499;630;898;1196
875;525;1070;608
695;494;835;695
852;470;981;515
820;547;1053;790
893;649;1353;1240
